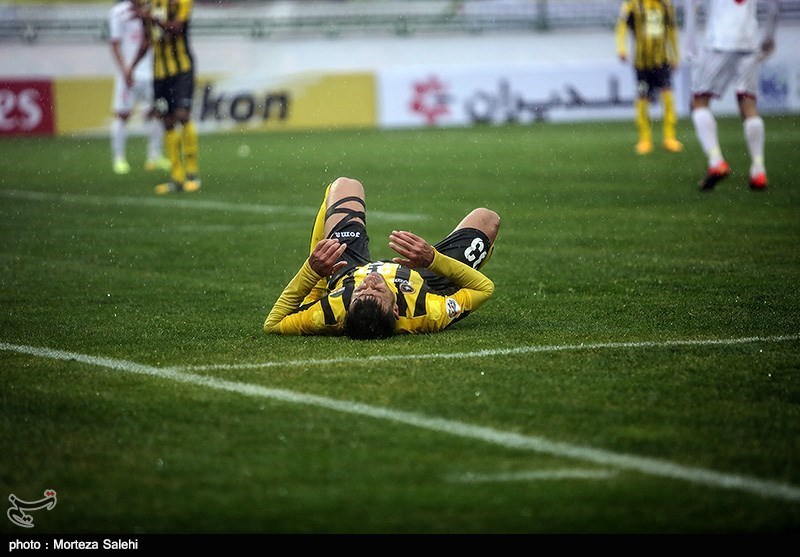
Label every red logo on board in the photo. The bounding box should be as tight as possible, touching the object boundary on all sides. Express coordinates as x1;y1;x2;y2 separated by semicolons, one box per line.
410;76;450;126
0;80;55;136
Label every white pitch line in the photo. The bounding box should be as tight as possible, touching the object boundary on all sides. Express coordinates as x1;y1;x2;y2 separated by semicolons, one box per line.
172;333;800;372
448;469;619;483
2;341;800;503
109;222;299;234
0;189;427;222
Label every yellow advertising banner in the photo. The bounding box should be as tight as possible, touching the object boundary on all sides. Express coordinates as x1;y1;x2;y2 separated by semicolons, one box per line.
196;72;377;133
48;72;377;136
283;72;376;130
53;77;114;135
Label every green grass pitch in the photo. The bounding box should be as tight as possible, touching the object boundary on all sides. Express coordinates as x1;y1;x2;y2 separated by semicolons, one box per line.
1;117;799;534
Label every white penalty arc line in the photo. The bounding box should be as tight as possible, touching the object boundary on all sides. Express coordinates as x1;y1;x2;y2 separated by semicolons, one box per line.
0;189;427;222
173;334;800;372
3;341;800;503
447;469;620;483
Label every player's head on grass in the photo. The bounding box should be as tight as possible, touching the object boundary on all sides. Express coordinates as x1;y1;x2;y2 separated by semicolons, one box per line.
344;272;398;340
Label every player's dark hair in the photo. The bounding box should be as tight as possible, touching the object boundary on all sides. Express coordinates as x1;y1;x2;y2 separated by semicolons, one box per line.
344;298;396;340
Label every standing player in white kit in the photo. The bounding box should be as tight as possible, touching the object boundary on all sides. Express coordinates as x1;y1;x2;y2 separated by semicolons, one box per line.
686;0;779;191
108;0;170;175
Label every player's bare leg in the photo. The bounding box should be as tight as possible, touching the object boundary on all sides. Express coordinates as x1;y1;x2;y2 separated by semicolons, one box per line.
324;177;366;236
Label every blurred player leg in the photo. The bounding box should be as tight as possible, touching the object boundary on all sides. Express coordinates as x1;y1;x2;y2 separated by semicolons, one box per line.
635;98;652;155
661;90;683;152
145;117;170;171
111;116;130;174
744;116;767;189
182;121;200;187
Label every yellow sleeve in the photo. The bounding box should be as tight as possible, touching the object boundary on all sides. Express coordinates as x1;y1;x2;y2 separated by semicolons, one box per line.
427;249;494;312
615;1;631;58
395;251;494;334
263;260;324;334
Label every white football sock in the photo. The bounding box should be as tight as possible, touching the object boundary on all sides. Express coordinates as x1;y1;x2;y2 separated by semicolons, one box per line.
692;107;723;167
743;116;766;176
147;118;163;161
111;118;126;162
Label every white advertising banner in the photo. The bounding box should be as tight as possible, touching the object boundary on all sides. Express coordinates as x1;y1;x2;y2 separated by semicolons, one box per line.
377;60;798;129
379;61;665;128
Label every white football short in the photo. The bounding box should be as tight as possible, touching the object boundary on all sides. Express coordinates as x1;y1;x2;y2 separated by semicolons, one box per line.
112;75;155;115
691;49;760;98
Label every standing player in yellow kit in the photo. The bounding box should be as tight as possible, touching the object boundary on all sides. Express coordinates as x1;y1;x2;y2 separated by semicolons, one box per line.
616;0;683;155
129;0;201;194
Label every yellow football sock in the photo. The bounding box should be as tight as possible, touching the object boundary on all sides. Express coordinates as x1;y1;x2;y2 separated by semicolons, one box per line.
303;182;335;304
165;128;185;183
309;183;332;253
181;121;199;176
662;90;677;140
635;98;651;143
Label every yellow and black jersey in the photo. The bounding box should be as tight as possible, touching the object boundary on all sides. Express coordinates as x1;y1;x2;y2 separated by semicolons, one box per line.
616;0;679;69
263;250;494;336
146;0;194;80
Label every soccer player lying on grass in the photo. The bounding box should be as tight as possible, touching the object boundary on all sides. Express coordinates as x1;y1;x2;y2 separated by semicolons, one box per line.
263;177;499;339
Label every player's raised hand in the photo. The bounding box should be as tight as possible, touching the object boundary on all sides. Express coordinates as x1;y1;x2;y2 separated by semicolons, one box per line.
389;230;434;268
308;239;347;277
132;1;150;20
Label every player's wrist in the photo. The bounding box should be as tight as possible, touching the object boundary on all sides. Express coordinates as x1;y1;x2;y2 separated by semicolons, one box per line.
303;259;324;280
426;248;441;269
